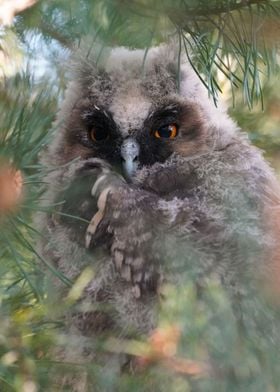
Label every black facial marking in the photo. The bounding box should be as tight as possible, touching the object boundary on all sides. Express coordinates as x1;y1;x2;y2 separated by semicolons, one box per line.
78;108;123;164
67;100;201;177
136;103;182;167
82;108;117;141
148;104;181;128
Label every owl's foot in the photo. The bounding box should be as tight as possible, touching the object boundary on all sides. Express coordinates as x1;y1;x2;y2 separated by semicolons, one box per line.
85;171;125;248
85;169;163;298
85;186;112;248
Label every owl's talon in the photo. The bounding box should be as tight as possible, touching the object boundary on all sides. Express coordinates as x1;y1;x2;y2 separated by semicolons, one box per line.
85;210;104;246
85;187;112;248
91;171;125;199
85;232;92;249
91;175;108;197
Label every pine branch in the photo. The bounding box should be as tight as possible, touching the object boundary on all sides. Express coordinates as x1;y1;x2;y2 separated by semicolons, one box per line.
174;0;270;17
10;0;280;106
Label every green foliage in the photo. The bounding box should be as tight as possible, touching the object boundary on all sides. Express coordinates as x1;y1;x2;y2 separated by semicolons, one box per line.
0;74;57;390
15;0;280;107
0;0;280;390
229;77;280;160
160;282;280;392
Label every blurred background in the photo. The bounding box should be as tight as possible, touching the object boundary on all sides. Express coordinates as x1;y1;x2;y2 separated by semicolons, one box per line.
0;1;280;391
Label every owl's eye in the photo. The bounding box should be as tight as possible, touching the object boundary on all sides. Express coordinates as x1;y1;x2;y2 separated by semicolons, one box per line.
153;124;178;139
90;128;109;142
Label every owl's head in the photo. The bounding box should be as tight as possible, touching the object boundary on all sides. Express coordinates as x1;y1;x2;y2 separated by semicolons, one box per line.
50;44;237;179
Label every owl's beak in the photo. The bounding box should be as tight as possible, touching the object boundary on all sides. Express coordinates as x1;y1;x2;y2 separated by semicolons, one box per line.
120;137;140;179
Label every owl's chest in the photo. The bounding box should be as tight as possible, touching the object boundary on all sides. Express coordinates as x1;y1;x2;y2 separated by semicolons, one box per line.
138;165;203;200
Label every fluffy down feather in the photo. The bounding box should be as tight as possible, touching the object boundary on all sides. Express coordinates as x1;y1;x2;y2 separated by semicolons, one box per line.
37;44;280;390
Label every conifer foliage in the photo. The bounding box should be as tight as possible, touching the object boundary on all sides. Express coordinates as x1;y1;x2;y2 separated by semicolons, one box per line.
0;1;280;391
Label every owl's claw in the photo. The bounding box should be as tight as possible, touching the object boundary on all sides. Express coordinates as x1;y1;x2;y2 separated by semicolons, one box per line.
91;172;125;198
85;209;104;248
85;169;125;248
85;186;112;248
85;170;125;248
91;175;109;197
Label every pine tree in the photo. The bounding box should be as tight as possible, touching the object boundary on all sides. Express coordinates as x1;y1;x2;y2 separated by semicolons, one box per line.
0;1;280;390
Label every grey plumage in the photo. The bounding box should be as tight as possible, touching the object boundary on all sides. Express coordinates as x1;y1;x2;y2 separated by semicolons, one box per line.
38;44;280;389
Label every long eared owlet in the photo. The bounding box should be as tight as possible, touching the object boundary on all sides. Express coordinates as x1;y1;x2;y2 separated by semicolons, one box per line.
38;44;280;362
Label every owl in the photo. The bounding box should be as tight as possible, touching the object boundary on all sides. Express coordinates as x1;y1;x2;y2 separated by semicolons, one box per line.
38;44;280;387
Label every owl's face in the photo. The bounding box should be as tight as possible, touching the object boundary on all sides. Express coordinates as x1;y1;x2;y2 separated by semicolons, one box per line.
55;47;211;179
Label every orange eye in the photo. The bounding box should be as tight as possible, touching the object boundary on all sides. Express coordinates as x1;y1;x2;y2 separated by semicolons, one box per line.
154;124;178;139
90;128;109;142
